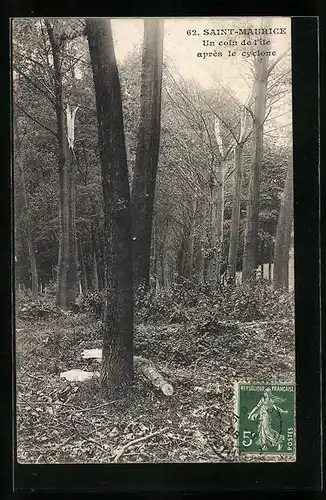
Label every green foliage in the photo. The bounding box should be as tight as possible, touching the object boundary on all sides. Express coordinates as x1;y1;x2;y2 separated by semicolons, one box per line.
17;293;62;320
135;278;211;322
224;280;294;322
137;279;294;326
79;290;105;318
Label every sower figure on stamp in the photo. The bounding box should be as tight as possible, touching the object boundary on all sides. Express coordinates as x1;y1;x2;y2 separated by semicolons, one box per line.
248;388;288;451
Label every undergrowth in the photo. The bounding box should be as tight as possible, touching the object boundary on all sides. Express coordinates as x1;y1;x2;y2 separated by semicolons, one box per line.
15;281;295;464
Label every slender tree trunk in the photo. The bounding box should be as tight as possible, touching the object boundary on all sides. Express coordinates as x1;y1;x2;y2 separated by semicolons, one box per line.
78;237;88;293
67;149;78;303
206;171;218;285
91;226;100;291
164;262;171;288
14;116;38;297
206;159;224;286
131;19;164;292
242;53;268;282
67;66;79;304
273;159;294;290
86;19;134;395
177;229;189;278
151;216;157;281
215;160;225;281
93;251;99;291
188;197;197;278
45;21;73;309
268;245;273;281
159;252;165;288
261;242;265;278
228;143;243;281
195;194;207;284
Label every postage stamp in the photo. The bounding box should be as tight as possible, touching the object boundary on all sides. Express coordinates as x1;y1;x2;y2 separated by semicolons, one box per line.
235;383;295;455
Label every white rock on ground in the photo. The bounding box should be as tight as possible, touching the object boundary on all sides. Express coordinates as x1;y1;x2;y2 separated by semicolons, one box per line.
81;348;102;360
60;369;99;382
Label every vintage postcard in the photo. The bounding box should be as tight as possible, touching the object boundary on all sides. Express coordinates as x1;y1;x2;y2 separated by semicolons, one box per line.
13;17;296;464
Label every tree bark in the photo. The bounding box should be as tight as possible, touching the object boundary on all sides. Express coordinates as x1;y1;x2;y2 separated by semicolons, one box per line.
86;19;134;395
131;19;164;292
228;143;243;281
273;159;294;291
242;47;269;282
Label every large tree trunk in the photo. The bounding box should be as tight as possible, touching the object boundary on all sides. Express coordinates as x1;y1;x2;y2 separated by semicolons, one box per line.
228;143;244;281
86;19;134;395
273;159;294;290
45;21;77;309
242;47;269;282
131;19;164;292
14;117;38;297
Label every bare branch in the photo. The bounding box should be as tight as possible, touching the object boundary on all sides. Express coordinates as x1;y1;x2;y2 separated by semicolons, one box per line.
113;427;168;463
224;166;236;182
13;50;45;70
265;109;291;123
15;102;58;138
265;47;290;78
266;69;291;94
201;96;238;144
13;64;56;105
264;122;292;135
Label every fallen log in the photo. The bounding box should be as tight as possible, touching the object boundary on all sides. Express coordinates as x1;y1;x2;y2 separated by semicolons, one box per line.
134;355;174;396
81;349;173;396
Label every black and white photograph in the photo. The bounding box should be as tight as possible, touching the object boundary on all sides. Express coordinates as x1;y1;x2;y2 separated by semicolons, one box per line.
13;17;296;464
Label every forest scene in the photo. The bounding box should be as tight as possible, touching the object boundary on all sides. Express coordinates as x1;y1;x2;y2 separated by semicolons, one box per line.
13;17;295;463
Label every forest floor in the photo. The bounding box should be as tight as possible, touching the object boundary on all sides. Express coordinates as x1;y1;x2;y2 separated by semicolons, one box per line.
16;293;295;464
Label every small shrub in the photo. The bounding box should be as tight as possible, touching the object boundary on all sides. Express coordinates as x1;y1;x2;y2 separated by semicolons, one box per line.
136;277;294;326
79;290;105;318
17;296;62;321
135;278;215;323
223;280;295;322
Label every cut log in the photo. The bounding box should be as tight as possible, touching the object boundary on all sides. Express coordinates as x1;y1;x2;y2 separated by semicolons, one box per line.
81;349;173;396
134;355;174;396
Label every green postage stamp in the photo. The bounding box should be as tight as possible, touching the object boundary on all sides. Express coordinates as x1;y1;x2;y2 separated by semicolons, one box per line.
235;383;295;456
